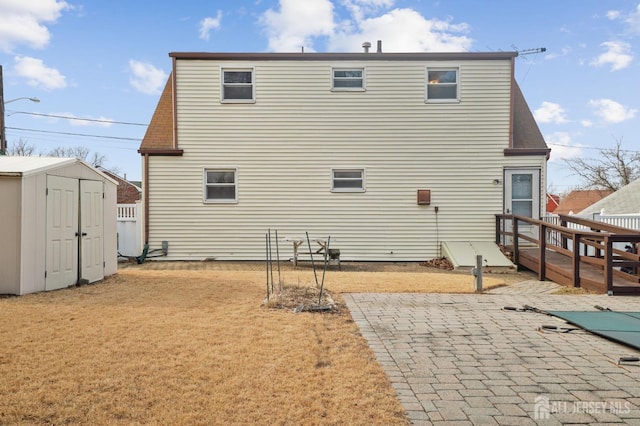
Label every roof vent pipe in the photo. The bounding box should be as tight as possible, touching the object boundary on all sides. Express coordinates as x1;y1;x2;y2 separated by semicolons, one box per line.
362;41;371;53
377;40;382;53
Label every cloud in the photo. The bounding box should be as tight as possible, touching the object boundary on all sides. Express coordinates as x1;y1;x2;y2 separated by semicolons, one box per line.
13;56;67;90
329;8;472;52
57;112;114;128
589;98;637;123
544;47;570;61
128;60;168;95
534;102;568;124
624;4;640;34
606;10;621;20
261;0;335;51
342;0;395;21
0;0;71;52
590;41;633;71
199;10;223;40
545;132;584;163
260;0;472;53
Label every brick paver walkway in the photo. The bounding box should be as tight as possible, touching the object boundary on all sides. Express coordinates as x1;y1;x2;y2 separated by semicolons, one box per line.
344;290;640;425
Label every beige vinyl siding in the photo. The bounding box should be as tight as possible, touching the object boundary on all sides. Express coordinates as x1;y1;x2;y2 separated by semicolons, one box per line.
147;58;540;260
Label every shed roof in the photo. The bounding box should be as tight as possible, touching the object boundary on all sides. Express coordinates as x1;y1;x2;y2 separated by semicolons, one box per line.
0;156;76;176
0;156;118;184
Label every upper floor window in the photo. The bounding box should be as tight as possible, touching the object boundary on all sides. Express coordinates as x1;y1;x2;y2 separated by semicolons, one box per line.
332;68;365;91
204;169;237;203
332;169;365;192
221;69;254;103
426;68;458;102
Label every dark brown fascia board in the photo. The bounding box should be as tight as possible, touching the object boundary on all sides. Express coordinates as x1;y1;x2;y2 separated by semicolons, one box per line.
138;148;184;156
504;148;551;159
169;51;518;61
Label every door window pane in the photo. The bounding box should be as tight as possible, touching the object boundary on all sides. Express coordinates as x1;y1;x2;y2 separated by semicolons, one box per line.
512;174;532;199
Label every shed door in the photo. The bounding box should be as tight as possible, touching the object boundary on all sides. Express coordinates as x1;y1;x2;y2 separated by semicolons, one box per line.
46;176;79;291
80;180;104;283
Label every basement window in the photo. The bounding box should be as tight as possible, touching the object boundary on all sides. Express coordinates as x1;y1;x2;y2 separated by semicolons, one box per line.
426;68;459;102
332;68;365;91
204;169;237;203
221;68;255;103
332;169;365;192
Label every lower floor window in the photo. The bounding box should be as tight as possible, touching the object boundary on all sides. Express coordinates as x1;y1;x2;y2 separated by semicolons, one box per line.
204;169;237;202
332;168;365;192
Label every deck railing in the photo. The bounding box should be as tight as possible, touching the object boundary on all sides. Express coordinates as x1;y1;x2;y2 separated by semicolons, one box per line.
496;214;640;294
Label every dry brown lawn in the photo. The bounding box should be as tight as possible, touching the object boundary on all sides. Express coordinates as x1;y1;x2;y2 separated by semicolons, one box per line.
0;262;532;425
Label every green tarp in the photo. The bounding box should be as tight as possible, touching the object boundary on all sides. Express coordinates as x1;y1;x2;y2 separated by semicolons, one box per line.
547;311;640;351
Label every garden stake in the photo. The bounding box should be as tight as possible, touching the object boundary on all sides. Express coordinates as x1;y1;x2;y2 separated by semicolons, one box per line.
275;229;282;291
318;236;330;305
265;233;270;301
306;232;319;288
268;229;275;293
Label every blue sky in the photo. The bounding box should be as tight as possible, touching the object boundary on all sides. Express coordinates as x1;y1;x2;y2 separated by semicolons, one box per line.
1;0;639;192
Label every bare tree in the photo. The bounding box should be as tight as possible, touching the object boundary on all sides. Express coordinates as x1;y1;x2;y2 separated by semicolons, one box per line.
7;139;110;169
564;138;640;191
46;146;107;168
6;138;36;156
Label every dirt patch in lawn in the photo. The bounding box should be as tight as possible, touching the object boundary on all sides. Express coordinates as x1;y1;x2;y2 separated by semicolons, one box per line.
0;262;535;425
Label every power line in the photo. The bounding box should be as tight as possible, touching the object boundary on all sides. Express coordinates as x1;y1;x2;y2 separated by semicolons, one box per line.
547;143;640;154
6;126;142;141
6;110;147;126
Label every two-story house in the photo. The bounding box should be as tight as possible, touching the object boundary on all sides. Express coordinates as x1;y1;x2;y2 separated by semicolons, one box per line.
138;50;549;261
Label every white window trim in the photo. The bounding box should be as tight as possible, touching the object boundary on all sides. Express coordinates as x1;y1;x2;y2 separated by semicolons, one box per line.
331;67;366;92
425;67;460;103
203;168;238;204
331;168;366;193
220;67;255;104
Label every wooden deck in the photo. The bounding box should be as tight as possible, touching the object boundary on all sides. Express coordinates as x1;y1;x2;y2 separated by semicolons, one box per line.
496;214;640;295
518;247;640;295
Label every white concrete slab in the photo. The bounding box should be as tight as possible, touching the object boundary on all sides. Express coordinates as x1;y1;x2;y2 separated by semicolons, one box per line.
441;241;515;269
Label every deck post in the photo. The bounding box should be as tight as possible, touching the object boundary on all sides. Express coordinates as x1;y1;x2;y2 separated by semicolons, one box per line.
513;217;519;270
539;222;547;281
605;235;613;294
572;233;581;288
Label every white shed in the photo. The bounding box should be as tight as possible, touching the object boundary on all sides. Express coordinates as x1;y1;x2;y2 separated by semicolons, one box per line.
0;157;118;295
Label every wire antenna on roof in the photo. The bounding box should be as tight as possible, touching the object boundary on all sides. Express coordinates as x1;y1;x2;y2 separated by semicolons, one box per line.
511;45;546;82
512;45;546;57
517;47;546;56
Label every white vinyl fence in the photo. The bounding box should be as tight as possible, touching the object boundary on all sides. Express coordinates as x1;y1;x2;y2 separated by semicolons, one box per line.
117;202;143;257
544;213;640;255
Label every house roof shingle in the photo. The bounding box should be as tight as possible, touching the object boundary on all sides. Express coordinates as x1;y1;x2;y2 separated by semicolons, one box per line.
512;82;548;152
138;76;174;152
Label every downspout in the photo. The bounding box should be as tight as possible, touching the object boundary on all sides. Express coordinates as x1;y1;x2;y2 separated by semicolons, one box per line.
143;153;149;245
172;56;178;150
508;55;516;149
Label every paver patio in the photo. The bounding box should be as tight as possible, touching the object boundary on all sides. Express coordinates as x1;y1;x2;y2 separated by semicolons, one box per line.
344;287;640;425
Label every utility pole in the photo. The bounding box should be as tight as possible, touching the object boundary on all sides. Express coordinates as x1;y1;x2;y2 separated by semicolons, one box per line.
0;65;6;155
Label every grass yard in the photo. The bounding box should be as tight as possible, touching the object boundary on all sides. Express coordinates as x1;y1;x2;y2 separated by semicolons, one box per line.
0;262;528;425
